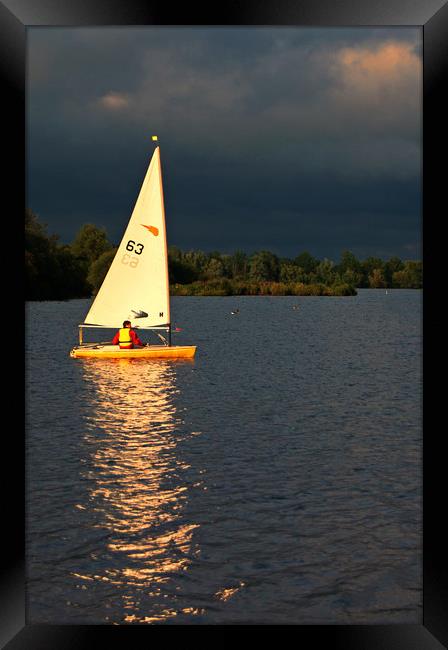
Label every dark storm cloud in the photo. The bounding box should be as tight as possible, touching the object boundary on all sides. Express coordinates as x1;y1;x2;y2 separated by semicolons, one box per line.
27;27;421;260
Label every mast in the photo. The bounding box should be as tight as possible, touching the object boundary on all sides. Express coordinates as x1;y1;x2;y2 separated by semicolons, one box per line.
153;135;171;346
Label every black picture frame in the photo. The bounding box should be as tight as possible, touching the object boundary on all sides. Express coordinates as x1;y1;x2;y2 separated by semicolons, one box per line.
9;0;447;646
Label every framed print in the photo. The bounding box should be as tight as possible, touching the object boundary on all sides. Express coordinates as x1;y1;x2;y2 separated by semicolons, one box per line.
7;0;447;646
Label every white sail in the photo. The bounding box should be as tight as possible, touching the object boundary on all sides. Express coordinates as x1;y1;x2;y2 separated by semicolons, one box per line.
83;146;170;329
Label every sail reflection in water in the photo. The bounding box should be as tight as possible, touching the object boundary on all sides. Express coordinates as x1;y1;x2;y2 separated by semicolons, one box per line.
73;359;203;623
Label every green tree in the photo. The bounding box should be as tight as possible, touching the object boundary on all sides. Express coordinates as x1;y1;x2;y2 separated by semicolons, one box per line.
294;251;319;274
229;250;248;279
168;252;198;284
71;223;112;269
392;261;422;288
183;249;208;274
384;256;404;285
360;257;384;288
87;248;117;294
337;250;362;278
280;262;306;283
168;245;183;261
341;268;363;287
249;250;280;281
368;268;387;288
315;258;336;284
204;256;225;279
25;209;88;299
362;256;384;276
56;244;91;297
25;210;54;299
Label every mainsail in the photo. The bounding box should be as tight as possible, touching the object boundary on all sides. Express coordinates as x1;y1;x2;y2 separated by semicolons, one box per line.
83;146;170;329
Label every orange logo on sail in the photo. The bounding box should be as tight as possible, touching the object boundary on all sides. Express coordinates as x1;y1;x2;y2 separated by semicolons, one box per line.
141;224;159;236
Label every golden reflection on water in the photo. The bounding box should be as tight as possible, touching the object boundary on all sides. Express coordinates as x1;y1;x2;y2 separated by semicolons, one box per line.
73;358;202;623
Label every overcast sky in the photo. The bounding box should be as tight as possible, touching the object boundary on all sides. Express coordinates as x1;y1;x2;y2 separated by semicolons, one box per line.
27;27;422;260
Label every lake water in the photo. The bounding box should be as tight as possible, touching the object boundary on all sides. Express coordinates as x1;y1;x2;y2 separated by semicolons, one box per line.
25;290;422;625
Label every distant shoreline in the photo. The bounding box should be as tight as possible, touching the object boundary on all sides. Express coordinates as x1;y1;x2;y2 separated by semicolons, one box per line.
170;280;357;297
25;287;424;303
26;211;423;301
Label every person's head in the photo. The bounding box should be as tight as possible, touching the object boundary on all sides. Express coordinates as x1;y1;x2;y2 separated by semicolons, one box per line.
123;320;131;328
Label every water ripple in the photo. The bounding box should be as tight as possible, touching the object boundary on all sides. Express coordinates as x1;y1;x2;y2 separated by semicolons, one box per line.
26;291;422;624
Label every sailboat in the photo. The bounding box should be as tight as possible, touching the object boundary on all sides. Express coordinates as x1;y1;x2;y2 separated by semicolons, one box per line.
70;140;197;359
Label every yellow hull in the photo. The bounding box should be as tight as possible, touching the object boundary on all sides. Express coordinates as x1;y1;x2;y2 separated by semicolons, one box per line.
70;344;196;359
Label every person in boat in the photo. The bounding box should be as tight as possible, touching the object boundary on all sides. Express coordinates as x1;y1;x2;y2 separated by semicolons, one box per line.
112;321;145;349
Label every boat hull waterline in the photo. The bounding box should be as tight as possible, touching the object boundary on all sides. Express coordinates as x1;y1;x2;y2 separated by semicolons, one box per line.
70;344;197;359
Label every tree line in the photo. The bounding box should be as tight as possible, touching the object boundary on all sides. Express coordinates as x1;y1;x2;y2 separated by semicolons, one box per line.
25;209;422;300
